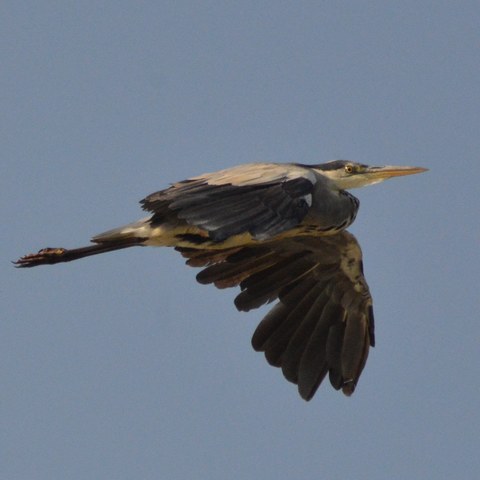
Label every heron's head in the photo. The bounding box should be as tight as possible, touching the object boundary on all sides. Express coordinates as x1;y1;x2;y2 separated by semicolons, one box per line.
314;160;428;190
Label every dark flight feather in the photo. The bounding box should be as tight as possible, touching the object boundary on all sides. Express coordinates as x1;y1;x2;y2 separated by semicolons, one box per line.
177;231;374;399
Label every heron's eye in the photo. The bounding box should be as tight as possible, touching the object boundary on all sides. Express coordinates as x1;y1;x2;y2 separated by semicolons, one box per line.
345;165;354;174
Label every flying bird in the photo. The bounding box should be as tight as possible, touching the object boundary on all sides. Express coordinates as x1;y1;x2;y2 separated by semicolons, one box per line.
15;160;427;400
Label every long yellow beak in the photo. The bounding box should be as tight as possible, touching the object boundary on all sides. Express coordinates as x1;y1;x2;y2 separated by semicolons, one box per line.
366;165;428;179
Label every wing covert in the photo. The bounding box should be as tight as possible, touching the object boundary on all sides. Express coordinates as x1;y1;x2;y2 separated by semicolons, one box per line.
141;163;316;241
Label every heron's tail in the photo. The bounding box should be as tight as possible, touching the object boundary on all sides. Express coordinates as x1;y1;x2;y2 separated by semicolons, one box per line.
14;237;145;268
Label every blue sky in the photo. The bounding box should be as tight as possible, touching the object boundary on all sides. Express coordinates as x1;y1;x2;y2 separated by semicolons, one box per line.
2;2;479;479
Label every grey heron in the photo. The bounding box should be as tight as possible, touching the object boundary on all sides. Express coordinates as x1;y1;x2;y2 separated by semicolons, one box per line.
15;160;427;400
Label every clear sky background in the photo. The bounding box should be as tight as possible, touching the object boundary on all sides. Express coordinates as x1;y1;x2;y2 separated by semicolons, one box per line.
2;2;479;479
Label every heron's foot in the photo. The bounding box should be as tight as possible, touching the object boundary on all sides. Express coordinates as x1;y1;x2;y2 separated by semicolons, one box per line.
14;247;67;268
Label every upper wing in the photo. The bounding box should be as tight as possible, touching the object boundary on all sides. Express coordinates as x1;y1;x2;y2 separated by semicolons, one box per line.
177;231;375;400
141;163;316;241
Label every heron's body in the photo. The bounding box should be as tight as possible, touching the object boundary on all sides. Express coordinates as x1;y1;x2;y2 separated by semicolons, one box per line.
94;162;360;250
16;160;427;400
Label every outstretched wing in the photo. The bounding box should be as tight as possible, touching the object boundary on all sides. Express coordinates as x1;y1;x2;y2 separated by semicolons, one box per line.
141;163;316;241
176;231;375;400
